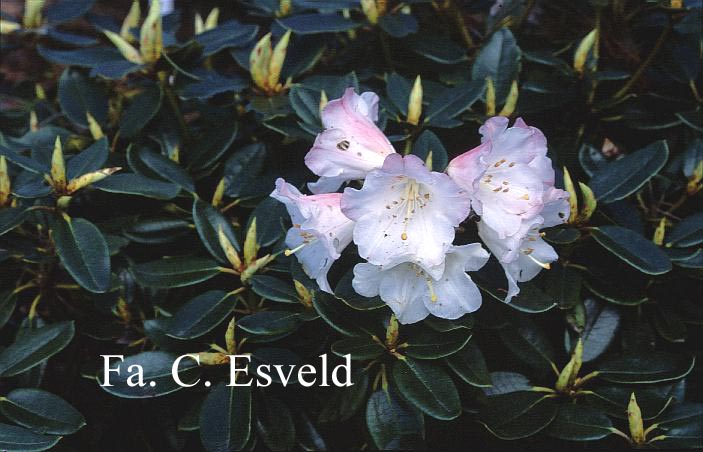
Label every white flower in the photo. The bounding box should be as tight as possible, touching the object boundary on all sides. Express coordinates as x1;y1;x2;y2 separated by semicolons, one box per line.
341;154;472;275
478;187;570;302
447;116;560;239
305;88;396;193
270;178;354;293
352;244;489;324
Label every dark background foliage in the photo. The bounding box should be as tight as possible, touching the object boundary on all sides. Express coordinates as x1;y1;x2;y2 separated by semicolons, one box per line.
0;0;701;450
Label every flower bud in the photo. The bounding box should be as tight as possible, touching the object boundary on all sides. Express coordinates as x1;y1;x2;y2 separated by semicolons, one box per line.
218;225;242;270
385;315;399;347
120;0;141;42
267;30;292;92
250;33;273;91
0;156;10;207
104;30;143;64
86;112;104;140
653;218;667;246
361;0;379;24
406;75;423;126
211;177;226;208
574;29;598;76
67;167;121;194
577;182;597;222
277;0;292;17
0;20;21;34
23;0;45;29
294;280;313;308
140;0;163;63
562;167;578;224
51;136;67;192
627;393;646;445
243;218;260;265
499;80;519;117
225;317;236;354
205;8;219;30
485;77;496;116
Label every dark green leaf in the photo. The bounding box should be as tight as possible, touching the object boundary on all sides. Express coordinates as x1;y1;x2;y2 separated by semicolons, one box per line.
276;14;360;35
591;225;672;275
119;85;163;138
250;275;299;303
57;69;108;128
0;321;75;377
412;130;448;172
597;352;695;384
53;217;111;293
471;27;521;103
546;404;612;441
499;317;555;372
0;207;28;236
131;256;220;288
392;358;461;420
366;388;425;450
402;329;470;359
193;198;241;264
483;372;531;396
134;148;194;193
445;341;491;387
331;337;385;360
589;141;669;203
667;212;703;248
255;393;295;451
0;423;60;452
0;389;85;435
195;20;259;56
406;34;467;64
378;14;418;38
93;173;181;199
223;143;267;198
478;392;558;440
238;311;302;336
425;81;484;125
247;197;287;247
166;290;235;339
66;137;108;180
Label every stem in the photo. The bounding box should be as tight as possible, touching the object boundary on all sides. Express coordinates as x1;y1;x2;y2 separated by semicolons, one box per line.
613;21;672;99
159;73;192;146
447;0;473;49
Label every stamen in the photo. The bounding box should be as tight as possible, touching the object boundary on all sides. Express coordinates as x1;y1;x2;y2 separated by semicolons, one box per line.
527;254;551;270
426;278;438;303
284;243;308;256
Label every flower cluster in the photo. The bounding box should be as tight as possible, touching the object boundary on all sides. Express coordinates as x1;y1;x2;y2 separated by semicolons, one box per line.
271;88;569;323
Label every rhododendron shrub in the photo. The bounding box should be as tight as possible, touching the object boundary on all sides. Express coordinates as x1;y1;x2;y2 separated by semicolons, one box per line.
0;0;700;451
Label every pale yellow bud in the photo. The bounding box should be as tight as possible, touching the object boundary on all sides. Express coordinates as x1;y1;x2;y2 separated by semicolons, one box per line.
406;75;423;126
574;29;598;76
104;30;144;64
66;167;121;194
51;136;66;191
250;33;273;90
485;77;496;116
499;80;519;117
140;0;163;63
120;0;141;42
267;30;292;92
361;0;379;24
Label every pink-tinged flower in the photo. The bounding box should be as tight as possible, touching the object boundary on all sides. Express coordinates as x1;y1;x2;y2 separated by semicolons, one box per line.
478;187;570;302
447;116;558;239
352;244;489;324
305;88;396;193
341;154;472;276
270;178;354;293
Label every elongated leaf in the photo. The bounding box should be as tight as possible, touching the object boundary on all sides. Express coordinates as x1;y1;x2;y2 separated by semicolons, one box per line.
193;199;241;264
392;358;460;420
53;217;111;293
131;256;220;288
331;337;385;360
135;148;194;193
366;388;425;450
667;212;703;247
478;392;558;440
119;85;163;138
66;137;108;179
166;290;235;339
0;423;60;452
445;341;491;387
589;141;669;203
200;382;252;451
499;317;555;372
250;275;298;303
58;69;108;128
546;404;612;441
591;225;672;275
238;311;302;336
255;393;295;451
0;321;75;377
597;352;695;384
276;13;360;35
471;27;520;103
401;329;470;360
93;173;180;199
0;389;85;435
